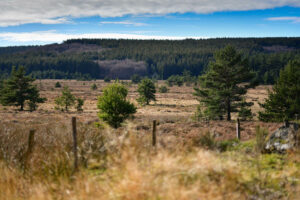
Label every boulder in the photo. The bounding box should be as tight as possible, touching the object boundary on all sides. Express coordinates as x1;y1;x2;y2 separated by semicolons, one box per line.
265;123;299;153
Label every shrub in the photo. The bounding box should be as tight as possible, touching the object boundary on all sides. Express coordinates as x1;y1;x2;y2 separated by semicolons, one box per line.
55;82;61;88
159;85;169;93
131;74;142;84
193;132;216;150
104;76;111;83
91;83;97;90
76;98;84;112
54;86;76;112
137;78;156;105
97;83;136;128
167;75;184;87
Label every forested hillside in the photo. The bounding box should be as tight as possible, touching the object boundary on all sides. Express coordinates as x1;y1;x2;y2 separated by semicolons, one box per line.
1;38;300;83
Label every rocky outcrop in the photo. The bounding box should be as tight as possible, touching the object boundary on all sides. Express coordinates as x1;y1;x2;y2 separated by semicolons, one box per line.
265;123;299;153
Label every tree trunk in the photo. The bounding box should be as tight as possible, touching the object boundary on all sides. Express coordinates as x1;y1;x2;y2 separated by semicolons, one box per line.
227;99;231;121
20;103;24;111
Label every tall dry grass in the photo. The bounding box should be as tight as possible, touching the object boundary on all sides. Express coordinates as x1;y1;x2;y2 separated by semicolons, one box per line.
0;120;299;200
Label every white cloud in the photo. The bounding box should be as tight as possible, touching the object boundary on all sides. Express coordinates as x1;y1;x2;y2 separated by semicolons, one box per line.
0;31;205;44
100;21;147;26
0;0;300;26
267;16;300;23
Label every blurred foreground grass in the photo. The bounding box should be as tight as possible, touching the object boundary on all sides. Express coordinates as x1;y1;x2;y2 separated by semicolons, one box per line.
0;120;299;200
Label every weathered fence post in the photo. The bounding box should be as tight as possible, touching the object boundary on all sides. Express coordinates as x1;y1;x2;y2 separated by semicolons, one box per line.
236;118;241;140
152;120;157;147
72;117;78;172
22;129;35;171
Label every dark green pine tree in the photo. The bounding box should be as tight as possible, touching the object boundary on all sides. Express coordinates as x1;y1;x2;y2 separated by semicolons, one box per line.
0;66;46;111
137;78;156;105
27;86;47;112
194;45;254;121
259;60;300;122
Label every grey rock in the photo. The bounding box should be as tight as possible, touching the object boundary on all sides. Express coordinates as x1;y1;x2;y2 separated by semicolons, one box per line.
265;123;299;153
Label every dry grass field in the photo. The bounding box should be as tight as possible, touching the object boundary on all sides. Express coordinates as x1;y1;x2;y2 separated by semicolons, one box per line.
0;80;280;140
0;80;299;200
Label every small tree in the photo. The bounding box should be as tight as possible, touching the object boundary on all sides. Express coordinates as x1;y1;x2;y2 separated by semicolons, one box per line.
137;78;156;105
97;83;136;128
159;85;169;93
55;81;61;88
54;86;76;112
91;83;98;90
104;76;111;83
76;98;84;112
0;66;46;111
259;60;300;122
167;75;183;87
131;74;141;84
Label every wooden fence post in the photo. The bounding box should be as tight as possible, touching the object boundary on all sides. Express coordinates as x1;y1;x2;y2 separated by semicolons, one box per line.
152;120;157;147
23;129;35;170
72;117;78;172
236;118;241;140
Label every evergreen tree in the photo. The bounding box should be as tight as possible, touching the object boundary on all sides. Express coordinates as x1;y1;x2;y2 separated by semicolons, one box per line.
238;98;254;121
76;98;84;112
104;76;111;83
159;85;169;93
54;86;76;112
97;83;136;128
0;66;45;111
27;86;47;111
259;60;300;122
55;81;61;88
131;74;142;84
194;45;254;121
137;78;156;105
91;83;98;90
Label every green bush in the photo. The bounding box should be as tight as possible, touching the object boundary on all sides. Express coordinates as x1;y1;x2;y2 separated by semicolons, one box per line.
55;82;61;88
159;85;169;93
54;86;76;112
97;83;136;128
131;74;142;84
91;83;97;90
76;98;84;112
104;76;111;83
167;75;184;87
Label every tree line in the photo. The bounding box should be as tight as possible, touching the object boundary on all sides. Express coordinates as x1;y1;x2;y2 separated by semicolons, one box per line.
0;46;299;126
0;38;299;83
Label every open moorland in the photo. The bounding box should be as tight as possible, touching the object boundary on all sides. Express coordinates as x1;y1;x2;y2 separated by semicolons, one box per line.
0;80;299;200
0;80;280;141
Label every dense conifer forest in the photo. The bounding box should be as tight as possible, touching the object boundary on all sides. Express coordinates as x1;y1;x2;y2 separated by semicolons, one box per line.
0;38;300;82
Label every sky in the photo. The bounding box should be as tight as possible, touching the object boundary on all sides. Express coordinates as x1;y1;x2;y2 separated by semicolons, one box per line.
0;0;300;46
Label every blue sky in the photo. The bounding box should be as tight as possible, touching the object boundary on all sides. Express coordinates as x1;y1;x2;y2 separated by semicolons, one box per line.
0;0;300;46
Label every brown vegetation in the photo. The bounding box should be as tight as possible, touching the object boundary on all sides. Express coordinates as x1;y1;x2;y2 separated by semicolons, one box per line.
0;80;299;200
